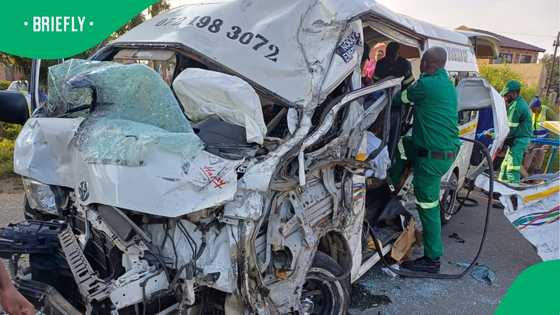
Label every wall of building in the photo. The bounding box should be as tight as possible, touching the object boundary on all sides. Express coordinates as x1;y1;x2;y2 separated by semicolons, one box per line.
491;47;540;64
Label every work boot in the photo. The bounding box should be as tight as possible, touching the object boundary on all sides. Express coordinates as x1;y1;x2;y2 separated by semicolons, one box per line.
401;256;441;273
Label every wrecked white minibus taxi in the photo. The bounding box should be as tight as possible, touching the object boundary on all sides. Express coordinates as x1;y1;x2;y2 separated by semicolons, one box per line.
0;1;508;314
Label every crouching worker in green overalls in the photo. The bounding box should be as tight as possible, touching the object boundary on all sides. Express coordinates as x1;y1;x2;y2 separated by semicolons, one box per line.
391;47;460;273
498;80;533;184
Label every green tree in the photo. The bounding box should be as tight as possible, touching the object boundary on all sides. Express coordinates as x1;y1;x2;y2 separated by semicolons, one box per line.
479;64;521;92
0;80;10;90
0;123;20;177
541;54;559;99
149;0;170;18
114;14;146;39
78;0;169;57
114;0;169;39
479;64;541;104
0;54;31;81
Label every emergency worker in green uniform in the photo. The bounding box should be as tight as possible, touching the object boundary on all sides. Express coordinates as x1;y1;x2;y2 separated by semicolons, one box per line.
498;80;533;184
395;47;461;273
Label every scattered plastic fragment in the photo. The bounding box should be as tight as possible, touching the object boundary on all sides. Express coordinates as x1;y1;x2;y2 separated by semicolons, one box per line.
449;232;466;244
381;264;400;278
454;262;497;285
470;264;497;285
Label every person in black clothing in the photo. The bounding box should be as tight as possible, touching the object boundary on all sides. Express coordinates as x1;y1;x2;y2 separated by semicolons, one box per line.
373;42;414;89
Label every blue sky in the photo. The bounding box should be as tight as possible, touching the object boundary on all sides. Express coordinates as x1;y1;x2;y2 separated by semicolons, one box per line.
170;0;559;54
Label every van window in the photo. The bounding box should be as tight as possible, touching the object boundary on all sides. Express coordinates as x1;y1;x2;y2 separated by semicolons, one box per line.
450;71;475;86
112;49;177;85
458;110;476;125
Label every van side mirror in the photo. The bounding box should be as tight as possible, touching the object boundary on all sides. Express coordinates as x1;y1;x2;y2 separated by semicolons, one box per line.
0;91;30;125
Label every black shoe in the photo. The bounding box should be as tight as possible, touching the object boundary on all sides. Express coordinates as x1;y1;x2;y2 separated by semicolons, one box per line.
401;256;441;274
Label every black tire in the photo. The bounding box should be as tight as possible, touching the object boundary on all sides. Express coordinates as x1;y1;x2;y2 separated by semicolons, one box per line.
299;252;350;315
440;171;459;225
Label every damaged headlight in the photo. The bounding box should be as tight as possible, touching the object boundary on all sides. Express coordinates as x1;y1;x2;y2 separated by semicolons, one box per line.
22;178;59;215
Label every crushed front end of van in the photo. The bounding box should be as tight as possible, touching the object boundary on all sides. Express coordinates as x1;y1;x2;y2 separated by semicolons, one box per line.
1;2;412;314
1;1;510;314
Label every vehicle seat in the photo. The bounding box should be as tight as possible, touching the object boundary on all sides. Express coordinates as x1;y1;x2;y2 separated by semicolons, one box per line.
192;117;257;160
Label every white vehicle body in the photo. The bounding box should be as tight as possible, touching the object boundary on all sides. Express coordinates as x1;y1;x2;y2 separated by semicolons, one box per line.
9;1;508;314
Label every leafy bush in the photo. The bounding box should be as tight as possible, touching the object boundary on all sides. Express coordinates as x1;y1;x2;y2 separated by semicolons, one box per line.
479;64;540;103
0;78;24;176
0;138;15;177
0;123;21;140
0;80;10;90
479;64;521;92
521;85;539;105
0;78;18;176
0;123;21;177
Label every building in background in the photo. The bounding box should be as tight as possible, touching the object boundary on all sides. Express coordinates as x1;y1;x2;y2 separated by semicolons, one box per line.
457;26;548;93
0;64;20;82
457;26;545;64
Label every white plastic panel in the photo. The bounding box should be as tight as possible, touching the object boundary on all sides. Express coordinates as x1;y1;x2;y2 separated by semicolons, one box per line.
456;78;509;158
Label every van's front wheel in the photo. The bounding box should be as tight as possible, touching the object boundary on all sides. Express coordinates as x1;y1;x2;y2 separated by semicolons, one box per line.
440;172;459;224
299;252;349;315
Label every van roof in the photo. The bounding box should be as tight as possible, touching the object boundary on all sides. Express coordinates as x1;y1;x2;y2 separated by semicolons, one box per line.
114;0;473;107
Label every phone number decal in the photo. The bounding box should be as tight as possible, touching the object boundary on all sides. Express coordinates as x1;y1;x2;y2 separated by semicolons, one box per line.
155;16;280;62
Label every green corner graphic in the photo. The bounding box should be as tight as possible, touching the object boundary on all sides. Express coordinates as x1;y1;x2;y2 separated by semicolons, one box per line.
494;260;560;315
0;0;156;59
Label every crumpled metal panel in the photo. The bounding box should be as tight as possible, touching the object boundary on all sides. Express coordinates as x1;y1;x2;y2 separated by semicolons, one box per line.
15;117;241;217
14;60;244;217
114;0;470;108
115;1;364;108
14;117;83;185
146;220;236;293
224;190;264;220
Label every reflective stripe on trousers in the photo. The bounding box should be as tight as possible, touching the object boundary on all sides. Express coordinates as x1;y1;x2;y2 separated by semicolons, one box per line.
416;200;439;209
499;138;529;184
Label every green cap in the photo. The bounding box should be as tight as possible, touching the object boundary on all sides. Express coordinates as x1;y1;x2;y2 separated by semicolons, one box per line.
501;80;522;96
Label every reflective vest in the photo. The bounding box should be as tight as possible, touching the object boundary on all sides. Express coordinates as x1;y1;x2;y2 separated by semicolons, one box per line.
532;105;554;131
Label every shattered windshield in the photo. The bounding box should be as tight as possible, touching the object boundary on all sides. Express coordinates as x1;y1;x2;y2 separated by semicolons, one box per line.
47;59;202;166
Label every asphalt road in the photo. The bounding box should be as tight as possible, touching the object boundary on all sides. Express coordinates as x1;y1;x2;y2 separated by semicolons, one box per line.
0;178;542;315
349;191;542;315
0;177;24;226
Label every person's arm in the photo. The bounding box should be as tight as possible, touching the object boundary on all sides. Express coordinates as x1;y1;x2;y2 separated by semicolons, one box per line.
400;78;425;105
373;59;385;82
0;262;35;315
401;61;415;90
506;103;522;139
